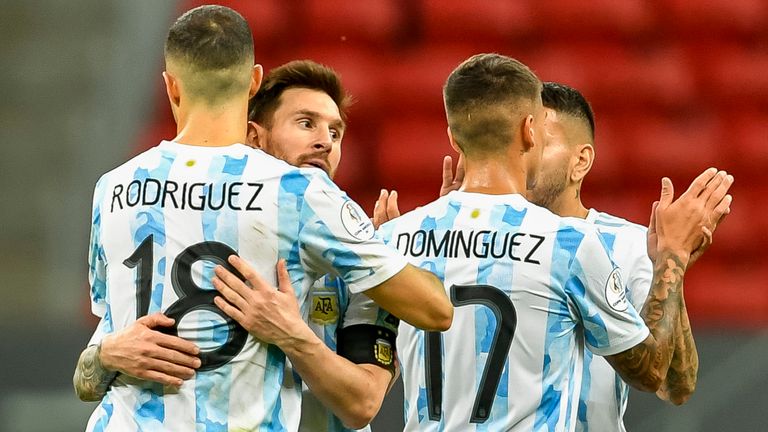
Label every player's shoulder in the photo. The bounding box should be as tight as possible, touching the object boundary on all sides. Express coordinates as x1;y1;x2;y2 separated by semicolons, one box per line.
587;208;648;238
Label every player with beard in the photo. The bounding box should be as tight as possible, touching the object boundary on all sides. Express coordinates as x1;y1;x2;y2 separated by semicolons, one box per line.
527;82;732;431
243;59;402;432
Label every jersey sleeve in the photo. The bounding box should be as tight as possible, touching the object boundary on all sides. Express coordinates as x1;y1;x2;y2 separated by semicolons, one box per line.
624;231;653;311
88;176;108;318
567;229;650;356
293;172;409;294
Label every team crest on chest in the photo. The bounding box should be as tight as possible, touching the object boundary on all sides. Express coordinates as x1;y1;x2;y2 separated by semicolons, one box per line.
374;338;393;366
310;294;339;324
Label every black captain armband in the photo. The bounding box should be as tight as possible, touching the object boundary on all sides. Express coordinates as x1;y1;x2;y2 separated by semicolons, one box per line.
337;324;397;373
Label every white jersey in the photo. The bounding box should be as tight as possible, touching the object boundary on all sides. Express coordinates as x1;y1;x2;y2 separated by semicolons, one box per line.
576;209;652;432
295;275;398;432
85;141;407;432
379;191;649;432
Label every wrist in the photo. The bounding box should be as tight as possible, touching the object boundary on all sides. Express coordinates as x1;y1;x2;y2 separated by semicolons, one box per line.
277;322;321;356
96;336;118;373
655;247;690;269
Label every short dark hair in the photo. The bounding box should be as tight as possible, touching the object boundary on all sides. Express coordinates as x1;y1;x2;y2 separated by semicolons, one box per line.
165;5;254;104
248;60;351;128
443;53;542;155
541;82;595;139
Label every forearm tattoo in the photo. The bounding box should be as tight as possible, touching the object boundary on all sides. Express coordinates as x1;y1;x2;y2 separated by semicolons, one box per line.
611;252;686;390
73;344;117;401
659;302;699;402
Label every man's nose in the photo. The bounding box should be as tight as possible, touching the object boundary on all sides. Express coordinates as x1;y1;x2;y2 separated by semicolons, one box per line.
313;127;333;151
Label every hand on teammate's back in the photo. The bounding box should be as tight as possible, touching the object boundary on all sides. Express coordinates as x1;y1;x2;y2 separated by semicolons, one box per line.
647;168;734;268
213;257;308;347
99;313;201;387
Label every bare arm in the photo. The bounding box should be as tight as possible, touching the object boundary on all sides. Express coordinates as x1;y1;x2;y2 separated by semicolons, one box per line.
73;313;201;401
606;169;732;392
363;264;452;331
212;258;393;428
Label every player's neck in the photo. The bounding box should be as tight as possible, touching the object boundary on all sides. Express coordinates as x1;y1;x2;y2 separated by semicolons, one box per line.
459;155;527;195
549;185;589;219
173;102;248;147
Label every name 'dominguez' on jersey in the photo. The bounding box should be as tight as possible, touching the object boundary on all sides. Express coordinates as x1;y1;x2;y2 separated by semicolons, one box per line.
377;191;649;432
85;141;407;432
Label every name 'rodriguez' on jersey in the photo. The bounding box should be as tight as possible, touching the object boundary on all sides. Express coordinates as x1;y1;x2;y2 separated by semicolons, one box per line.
85;141;409;432
378;191;650;432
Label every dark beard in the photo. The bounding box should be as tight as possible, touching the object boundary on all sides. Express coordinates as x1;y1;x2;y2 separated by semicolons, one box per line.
528;170;568;211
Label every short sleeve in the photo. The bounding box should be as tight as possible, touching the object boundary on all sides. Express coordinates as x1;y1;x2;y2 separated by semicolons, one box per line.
294;172;408;294
342;291;400;334
625;241;653;311
568;230;649;356
88;176;108;318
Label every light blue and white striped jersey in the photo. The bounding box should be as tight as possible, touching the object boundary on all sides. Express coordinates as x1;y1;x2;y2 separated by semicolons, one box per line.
576;209;652;432
85;141;408;432
295;275;398;432
380;191;649;432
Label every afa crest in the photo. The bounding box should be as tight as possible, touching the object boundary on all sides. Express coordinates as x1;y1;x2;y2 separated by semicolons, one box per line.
310;294;339;324
374;338;393;366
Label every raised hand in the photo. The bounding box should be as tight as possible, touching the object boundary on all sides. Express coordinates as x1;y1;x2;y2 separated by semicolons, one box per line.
439;154;465;197
372;189;400;229
651;168;733;268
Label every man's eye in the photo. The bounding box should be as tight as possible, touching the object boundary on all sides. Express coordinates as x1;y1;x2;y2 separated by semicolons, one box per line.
299;120;312;128
330;129;340;140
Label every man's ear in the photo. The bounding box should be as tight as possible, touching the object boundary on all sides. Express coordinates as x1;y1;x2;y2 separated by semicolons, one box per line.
246;120;266;149
249;64;263;99
571;143;595;183
446;126;463;155
163;71;181;107
521;114;536;152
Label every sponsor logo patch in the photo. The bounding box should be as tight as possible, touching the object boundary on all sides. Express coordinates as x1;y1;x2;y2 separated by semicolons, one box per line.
340;200;375;241
604;268;628;312
310;294;339;324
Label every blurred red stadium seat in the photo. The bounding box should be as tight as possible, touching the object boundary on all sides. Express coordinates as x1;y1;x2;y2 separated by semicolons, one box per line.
692;43;768;107
526;43;696;111
723;108;768;174
382;44;492;115
612;111;721;179
686;263;768;328
533;0;658;39
418;0;536;43
301;0;407;46
660;0;768;38
376;115;452;211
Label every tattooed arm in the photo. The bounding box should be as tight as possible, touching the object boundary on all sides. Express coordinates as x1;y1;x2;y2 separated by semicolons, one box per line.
73;344;118;401
656;300;698;404
73;313;201;401
606;169;732;392
606;252;686;392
